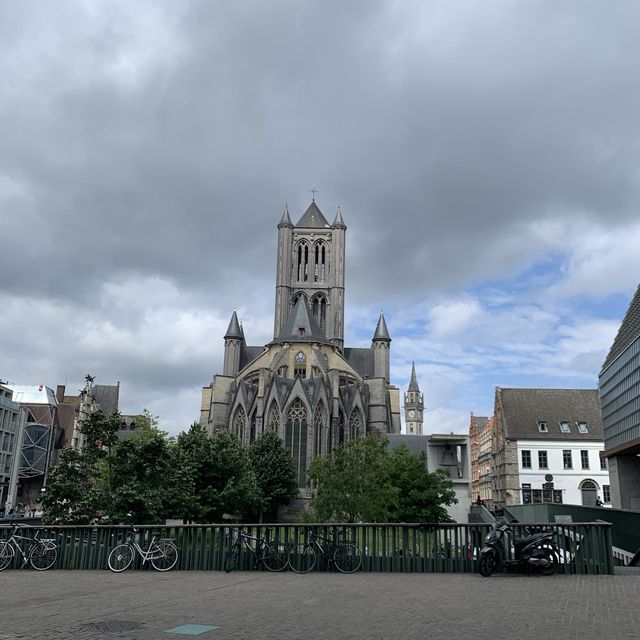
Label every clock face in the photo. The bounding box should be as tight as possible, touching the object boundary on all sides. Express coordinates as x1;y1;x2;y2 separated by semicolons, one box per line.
408;410;416;418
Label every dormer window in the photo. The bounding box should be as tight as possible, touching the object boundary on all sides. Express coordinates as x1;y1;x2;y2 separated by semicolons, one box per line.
577;422;588;433
559;421;570;433
537;421;548;433
298;327;305;337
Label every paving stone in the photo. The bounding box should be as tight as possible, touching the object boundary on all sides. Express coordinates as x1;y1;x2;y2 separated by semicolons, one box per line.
0;570;638;639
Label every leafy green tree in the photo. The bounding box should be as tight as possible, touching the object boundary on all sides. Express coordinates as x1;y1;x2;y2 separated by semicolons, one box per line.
79;410;121;498
386;444;457;523
169;424;261;523
308;436;398;522
108;424;173;524
41;448;100;524
249;431;299;521
206;430;262;521
308;436;458;523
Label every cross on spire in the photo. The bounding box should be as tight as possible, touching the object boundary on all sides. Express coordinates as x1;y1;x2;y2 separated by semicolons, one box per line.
310;185;318;201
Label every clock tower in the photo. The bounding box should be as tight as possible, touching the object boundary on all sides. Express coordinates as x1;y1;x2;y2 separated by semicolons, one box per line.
404;363;424;435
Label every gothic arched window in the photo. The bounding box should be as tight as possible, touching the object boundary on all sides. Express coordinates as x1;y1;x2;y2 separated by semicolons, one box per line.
338;410;346;445
294;351;306;378
320;243;326;281
311;241;327;282
267;402;280;434
250;410;257;443
349;408;362;440
286;399;308;486
313;402;326;458
297;242;310;282
311;294;327;334
233;406;247;443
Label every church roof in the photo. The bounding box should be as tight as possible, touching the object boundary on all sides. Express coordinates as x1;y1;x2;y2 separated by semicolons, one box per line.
408;363;420;392
600;283;640;374
240;345;265;369
295;201;330;228
373;311;391;342
343;348;374;378
224;310;243;340
273;295;332;344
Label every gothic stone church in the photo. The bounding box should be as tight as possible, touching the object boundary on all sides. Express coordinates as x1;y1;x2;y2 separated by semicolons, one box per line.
200;200;401;488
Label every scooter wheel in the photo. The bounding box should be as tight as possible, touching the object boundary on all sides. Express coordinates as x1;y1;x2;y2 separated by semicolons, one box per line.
537;548;559;576
479;553;496;577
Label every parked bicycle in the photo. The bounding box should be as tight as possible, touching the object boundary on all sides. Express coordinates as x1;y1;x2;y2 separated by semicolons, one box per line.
224;528;289;573
288;528;362;574
107;528;178;572
0;524;58;571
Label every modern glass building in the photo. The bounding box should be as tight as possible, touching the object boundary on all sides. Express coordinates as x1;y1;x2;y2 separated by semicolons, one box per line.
599;284;640;510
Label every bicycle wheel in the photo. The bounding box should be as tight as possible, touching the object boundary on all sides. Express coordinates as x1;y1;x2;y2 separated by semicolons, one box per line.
108;544;134;572
0;541;15;571
333;542;362;573
224;543;240;573
288;543;317;574
262;540;289;572
29;542;57;571
151;541;178;572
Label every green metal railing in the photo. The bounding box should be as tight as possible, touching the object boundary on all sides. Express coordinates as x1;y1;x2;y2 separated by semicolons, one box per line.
0;521;613;574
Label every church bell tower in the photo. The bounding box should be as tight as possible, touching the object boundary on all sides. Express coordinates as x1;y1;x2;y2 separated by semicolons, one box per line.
273;197;346;350
404;363;424;434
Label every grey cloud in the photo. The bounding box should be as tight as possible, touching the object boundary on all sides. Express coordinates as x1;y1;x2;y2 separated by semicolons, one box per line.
1;1;638;429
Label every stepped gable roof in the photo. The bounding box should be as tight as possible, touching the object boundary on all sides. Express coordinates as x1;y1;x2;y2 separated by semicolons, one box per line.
373;311;391;342
601;284;640;374
408;362;420;392
295;201;330;228
497;387;602;441
344;348;374;378
224;310;243;340
273;295;331;345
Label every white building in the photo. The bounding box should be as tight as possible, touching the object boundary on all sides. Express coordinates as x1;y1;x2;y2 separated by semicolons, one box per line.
492;387;610;507
517;439;610;506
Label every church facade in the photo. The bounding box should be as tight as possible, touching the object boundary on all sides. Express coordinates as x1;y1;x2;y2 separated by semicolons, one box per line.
200;200;401;487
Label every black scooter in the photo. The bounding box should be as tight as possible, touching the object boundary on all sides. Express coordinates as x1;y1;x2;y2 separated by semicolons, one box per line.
479;518;559;577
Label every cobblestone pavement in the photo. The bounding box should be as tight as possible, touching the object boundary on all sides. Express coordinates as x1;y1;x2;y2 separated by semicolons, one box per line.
1;570;639;640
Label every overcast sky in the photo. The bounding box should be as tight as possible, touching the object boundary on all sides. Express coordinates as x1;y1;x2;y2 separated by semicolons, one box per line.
1;1;639;435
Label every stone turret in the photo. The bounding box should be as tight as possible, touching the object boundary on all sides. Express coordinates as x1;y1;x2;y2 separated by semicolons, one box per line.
372;311;391;383
223;310;244;376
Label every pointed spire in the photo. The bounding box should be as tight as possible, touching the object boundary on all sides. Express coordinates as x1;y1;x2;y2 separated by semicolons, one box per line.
332;205;346;229
278;204;293;228
373;310;391;342
408;362;420;392
224;309;243;340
